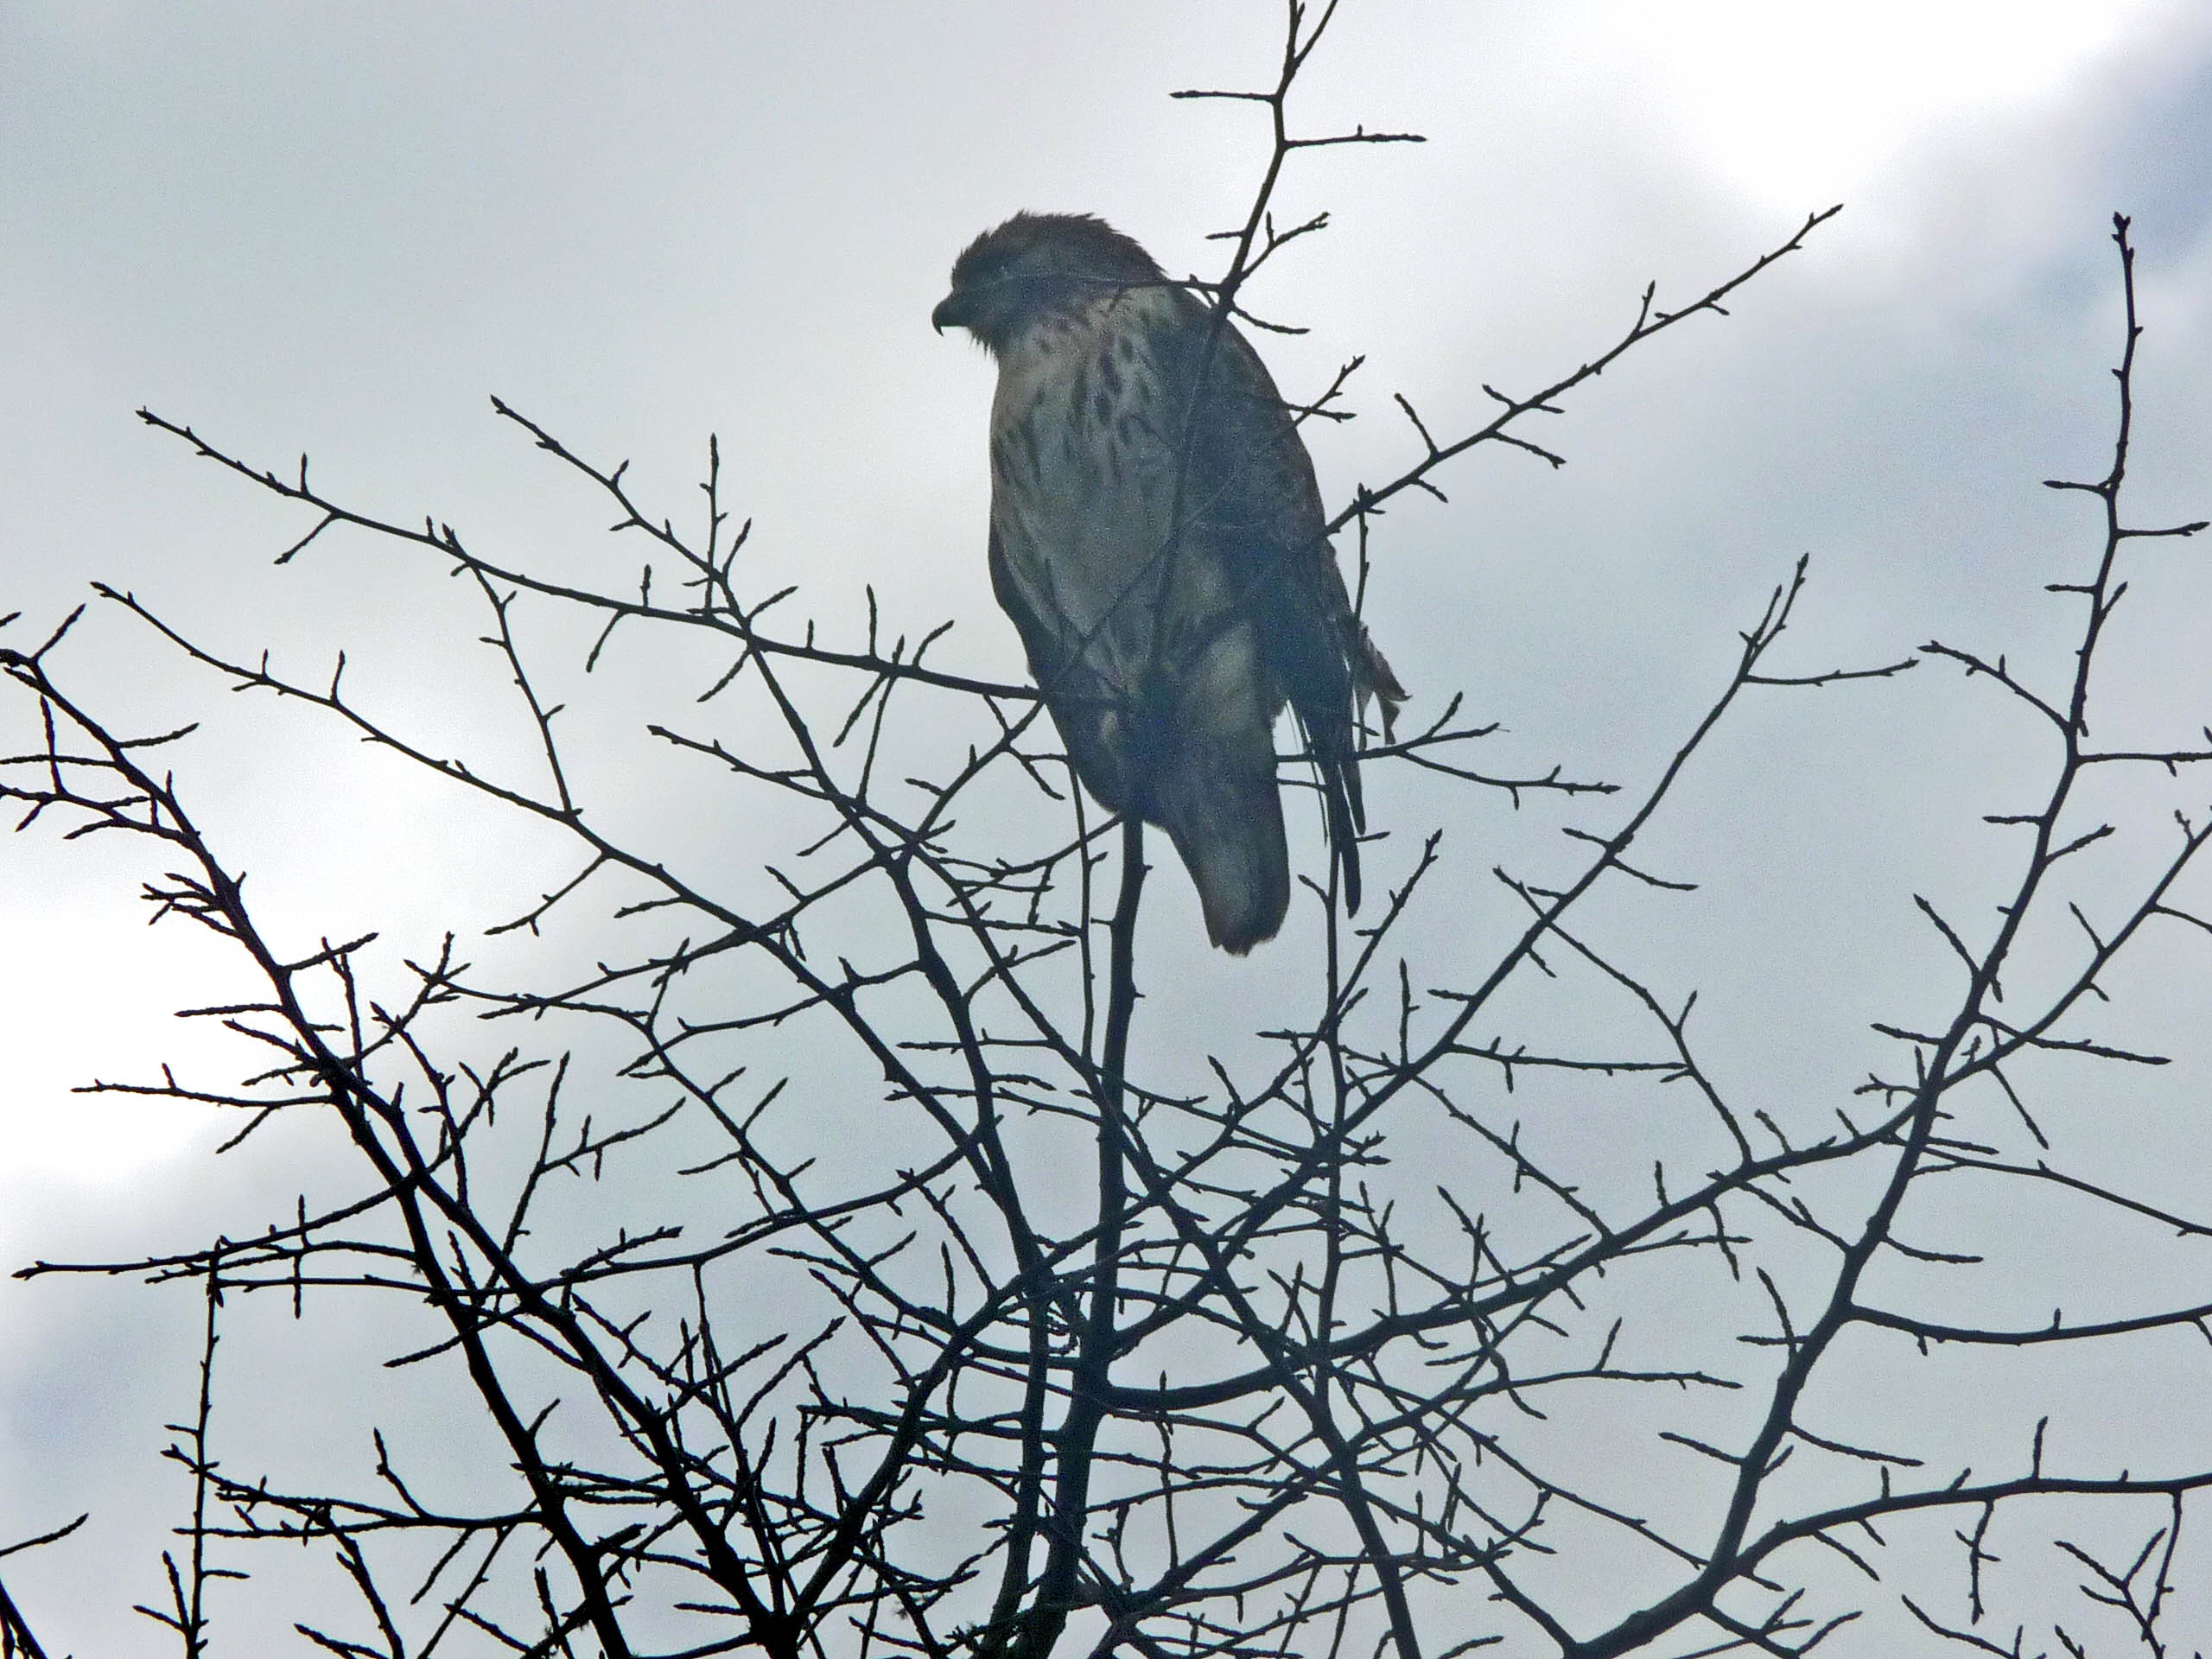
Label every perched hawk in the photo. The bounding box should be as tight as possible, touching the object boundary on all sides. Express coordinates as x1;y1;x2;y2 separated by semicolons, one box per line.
933;212;1402;953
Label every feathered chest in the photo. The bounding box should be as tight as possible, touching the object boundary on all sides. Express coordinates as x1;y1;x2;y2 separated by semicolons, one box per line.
986;294;1195;642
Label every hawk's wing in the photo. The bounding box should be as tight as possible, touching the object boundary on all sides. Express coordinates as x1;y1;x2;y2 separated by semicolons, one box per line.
1158;296;1403;913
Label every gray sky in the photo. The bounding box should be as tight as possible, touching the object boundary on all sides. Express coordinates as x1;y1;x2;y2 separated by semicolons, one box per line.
5;3;2212;1651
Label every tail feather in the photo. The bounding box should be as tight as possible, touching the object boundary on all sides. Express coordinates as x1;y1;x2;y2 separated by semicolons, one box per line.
1319;749;1363;916
1296;626;1402;921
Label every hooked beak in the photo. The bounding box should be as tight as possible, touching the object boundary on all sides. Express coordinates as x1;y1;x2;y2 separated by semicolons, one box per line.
931;290;969;334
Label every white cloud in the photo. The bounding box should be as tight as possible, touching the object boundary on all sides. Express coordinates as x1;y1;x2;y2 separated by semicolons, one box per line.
1557;0;2200;213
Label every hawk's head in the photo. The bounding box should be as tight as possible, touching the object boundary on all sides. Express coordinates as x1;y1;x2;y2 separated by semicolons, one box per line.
931;212;1166;354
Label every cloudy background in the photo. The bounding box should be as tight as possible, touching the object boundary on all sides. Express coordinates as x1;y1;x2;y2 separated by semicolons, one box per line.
5;2;2212;1651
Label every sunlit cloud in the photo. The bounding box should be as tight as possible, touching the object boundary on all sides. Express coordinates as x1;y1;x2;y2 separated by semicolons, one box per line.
1557;0;2196;213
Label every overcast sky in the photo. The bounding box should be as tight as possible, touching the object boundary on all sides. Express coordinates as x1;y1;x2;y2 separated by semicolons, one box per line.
5;3;2212;1652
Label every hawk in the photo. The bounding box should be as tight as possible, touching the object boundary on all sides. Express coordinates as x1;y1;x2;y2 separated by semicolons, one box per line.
933;212;1403;953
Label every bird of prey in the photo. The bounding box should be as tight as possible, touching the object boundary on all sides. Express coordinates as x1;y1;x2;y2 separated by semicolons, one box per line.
933;212;1403;953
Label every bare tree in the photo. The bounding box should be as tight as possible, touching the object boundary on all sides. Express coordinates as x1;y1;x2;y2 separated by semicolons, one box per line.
4;8;2209;1657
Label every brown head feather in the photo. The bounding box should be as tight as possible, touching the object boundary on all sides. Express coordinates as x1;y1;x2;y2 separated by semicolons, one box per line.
932;213;1166;353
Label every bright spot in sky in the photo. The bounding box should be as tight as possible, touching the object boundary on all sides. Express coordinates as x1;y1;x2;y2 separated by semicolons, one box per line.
1556;0;2193;212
